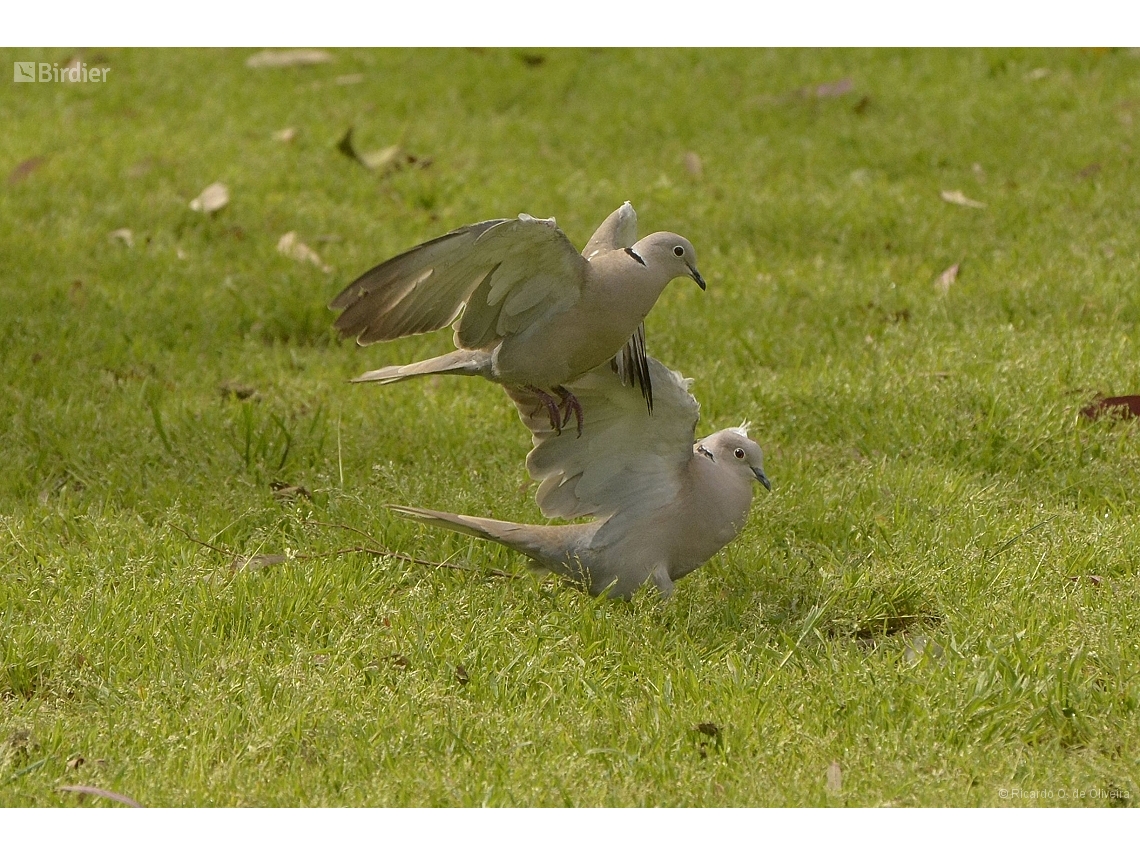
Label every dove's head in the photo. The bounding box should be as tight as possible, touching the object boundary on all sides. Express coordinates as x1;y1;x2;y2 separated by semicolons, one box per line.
697;427;771;491
635;232;706;290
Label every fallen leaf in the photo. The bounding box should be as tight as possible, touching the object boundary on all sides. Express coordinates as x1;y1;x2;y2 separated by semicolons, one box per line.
695;722;721;740
8;156;46;184
231;554;289;571
935;262;960;295
218;380;258;400
1081;395;1140;420
826;761;842;792
904;634;946;664
455;665;470;685
189;182;229;214
57;785;142;808
272;127;298;143
940;189;986;209
277;231;332;273
66;755;85;770
359;145;403;172
390;654;410;670
270;481;312;502
683;151;703;178
246;49;333;69
814;77;853;98
336;128;430;174
108;228;134;248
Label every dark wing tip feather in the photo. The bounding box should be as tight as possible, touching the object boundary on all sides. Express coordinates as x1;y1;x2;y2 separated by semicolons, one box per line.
611;323;653;414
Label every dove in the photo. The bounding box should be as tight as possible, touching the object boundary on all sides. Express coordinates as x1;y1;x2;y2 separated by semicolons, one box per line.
329;202;704;434
389;356;770;599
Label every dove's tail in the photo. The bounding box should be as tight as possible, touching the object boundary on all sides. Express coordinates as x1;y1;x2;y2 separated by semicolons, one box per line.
387;504;593;580
351;350;492;385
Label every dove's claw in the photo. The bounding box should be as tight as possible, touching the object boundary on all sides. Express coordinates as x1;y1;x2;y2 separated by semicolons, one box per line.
524;385;564;434
554;386;584;438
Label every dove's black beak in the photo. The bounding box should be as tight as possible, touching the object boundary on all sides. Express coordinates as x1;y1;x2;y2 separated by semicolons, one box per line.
688;263;706;291
752;467;771;491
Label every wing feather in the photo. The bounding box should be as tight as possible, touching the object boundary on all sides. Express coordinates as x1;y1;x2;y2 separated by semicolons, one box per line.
507;356;699;521
329;215;587;347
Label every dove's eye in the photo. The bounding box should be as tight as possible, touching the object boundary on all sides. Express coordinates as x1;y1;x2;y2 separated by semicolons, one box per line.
673;245;685;257
734;448;746;459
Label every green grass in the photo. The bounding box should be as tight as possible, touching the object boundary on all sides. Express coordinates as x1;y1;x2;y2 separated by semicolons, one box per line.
2;47;1139;807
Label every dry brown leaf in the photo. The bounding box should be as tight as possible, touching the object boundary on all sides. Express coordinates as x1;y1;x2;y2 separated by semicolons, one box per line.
108;228;134;248
270;481;312;503
826;761;842;792
189;182;229;213
940;189;986;209
695;722;721;740
57;785;142;808
1081;395;1140;420
277;231;332;273
218;380;257;400
246;49;333;69
814;78;853;98
683;151;703;178
935;262;960;295
66;755;85;770
336;128;430;174
455;665;470;685
359;144;403;172
8;156;46;184
272;127;298;143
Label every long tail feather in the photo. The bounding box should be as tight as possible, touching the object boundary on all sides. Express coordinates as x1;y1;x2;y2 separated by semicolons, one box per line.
351;350;491;384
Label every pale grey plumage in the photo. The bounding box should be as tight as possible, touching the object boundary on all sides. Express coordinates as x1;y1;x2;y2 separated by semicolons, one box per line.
390;357;770;599
330;203;703;428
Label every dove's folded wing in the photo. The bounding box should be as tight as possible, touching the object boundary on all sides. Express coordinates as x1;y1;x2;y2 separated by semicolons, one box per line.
508;356;699;521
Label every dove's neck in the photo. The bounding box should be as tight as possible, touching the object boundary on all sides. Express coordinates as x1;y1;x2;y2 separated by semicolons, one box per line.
588;250;676;314
688;453;755;542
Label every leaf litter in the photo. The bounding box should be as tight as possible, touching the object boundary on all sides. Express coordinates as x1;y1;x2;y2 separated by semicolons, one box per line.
336;127;431;174
246;49;333;69
940;189;986;209
189;182;229;214
278;231;332;273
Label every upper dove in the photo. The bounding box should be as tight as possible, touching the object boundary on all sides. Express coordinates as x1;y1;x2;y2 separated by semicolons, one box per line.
390;355;770;599
329;202;705;434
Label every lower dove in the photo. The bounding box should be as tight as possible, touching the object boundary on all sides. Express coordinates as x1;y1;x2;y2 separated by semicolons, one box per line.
390;356;770;599
329;202;704;434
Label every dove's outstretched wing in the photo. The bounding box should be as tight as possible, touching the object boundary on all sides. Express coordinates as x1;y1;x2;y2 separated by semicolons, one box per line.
508;356;699;521
330;215;589;348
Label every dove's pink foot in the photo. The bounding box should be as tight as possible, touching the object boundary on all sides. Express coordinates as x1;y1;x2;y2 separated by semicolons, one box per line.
554;386;583;438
